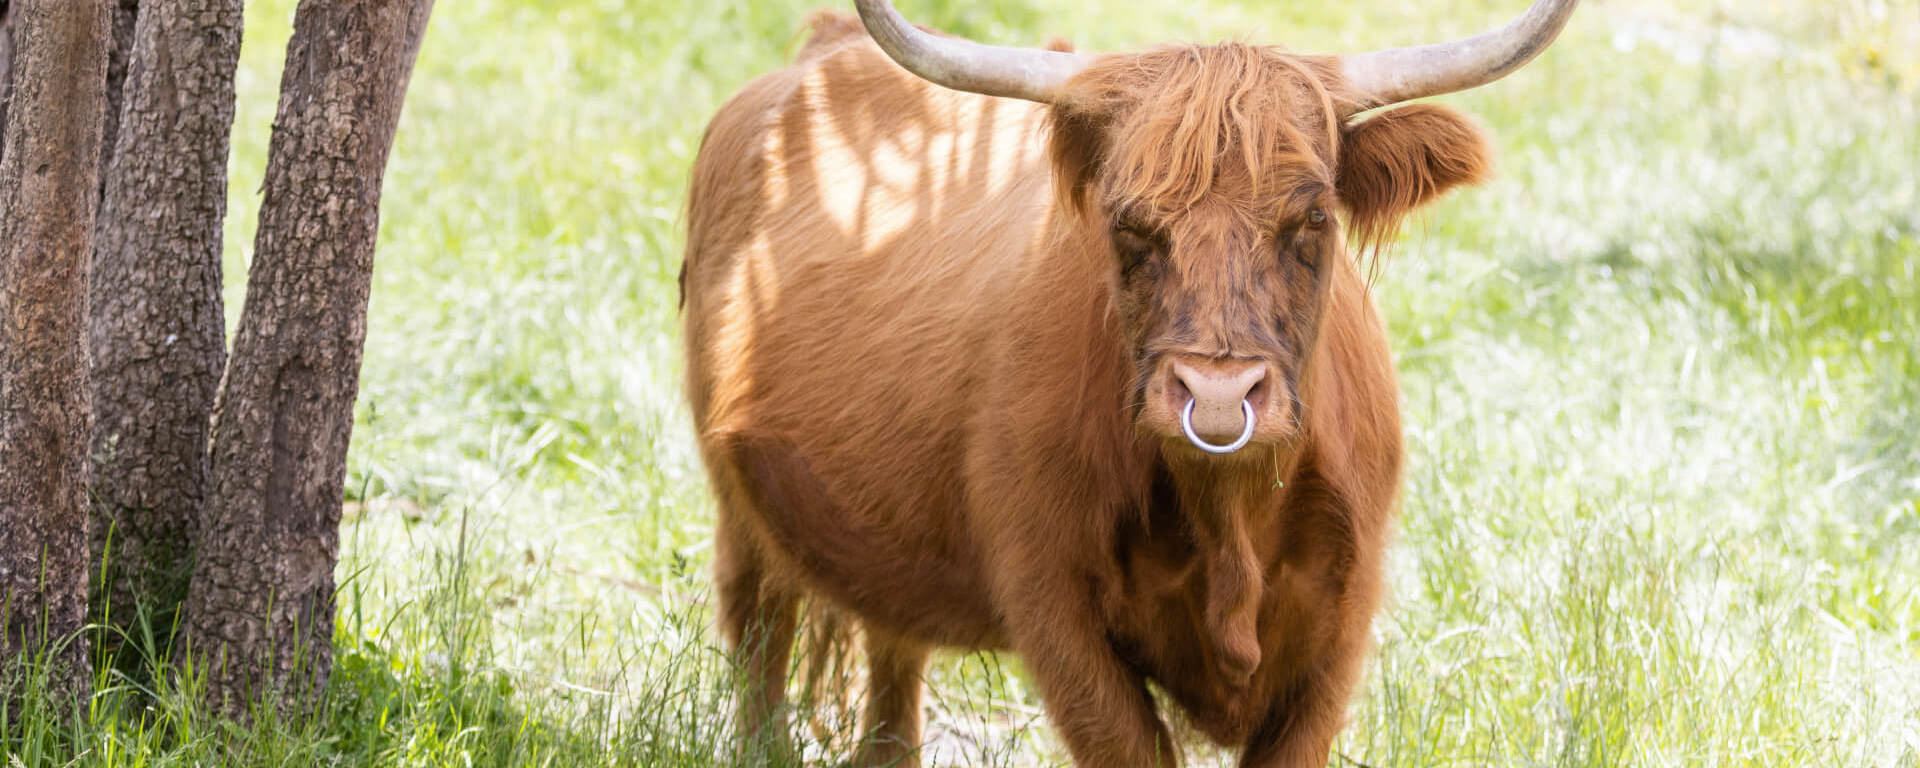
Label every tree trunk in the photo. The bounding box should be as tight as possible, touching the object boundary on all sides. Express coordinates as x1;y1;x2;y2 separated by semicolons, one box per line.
184;0;432;714
0;1;15;163
89;0;240;653
98;0;136;178
3;0;127;168
0;0;110;683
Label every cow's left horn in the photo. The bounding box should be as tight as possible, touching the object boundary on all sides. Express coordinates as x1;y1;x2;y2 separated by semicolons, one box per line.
853;0;1091;104
1339;0;1579;111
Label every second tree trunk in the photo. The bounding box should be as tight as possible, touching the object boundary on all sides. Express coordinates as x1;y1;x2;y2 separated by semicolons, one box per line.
89;0;242;647
183;0;433;714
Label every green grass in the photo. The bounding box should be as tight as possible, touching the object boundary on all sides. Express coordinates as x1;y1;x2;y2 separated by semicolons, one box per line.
7;0;1920;765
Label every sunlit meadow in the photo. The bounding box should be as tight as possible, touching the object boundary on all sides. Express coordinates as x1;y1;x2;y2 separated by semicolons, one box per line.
5;0;1917;765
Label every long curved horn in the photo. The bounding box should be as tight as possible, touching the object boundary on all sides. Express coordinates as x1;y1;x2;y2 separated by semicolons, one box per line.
1340;0;1579;111
853;0;1091;104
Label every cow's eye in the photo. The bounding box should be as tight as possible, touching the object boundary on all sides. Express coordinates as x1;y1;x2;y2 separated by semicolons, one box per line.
1306;208;1327;228
1111;223;1159;272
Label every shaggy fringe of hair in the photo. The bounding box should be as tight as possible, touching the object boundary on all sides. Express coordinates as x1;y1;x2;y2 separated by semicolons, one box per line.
1054;44;1340;218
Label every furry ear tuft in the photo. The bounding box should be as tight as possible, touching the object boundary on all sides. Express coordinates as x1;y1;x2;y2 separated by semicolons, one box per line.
1336;104;1491;255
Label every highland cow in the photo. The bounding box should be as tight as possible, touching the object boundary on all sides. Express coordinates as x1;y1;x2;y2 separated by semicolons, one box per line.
681;1;1577;764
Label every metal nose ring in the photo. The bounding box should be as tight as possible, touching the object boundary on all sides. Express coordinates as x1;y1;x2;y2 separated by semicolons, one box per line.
1180;398;1255;454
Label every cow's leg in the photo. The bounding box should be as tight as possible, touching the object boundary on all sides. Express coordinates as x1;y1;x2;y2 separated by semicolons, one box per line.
853;627;931;768
1240;476;1384;768
1236;644;1366;768
994;561;1179;768
715;491;801;758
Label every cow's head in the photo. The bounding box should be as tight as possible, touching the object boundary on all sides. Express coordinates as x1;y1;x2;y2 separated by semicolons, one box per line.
856;0;1575;457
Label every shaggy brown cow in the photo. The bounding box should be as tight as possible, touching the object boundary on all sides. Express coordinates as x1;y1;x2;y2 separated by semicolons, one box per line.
681;1;1577;765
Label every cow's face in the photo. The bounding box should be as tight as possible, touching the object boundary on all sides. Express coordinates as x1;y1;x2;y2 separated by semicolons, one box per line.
1108;184;1339;459
1050;46;1491;457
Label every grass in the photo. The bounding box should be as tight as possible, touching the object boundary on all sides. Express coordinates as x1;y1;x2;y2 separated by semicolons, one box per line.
6;0;1920;765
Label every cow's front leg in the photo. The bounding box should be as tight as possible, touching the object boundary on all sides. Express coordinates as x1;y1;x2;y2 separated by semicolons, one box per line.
1236;667;1352;768
1238;582;1374;768
997;560;1179;768
1240;472;1388;768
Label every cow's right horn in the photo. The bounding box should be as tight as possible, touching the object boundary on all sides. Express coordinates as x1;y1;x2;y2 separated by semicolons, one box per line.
853;0;1091;104
1340;0;1580;111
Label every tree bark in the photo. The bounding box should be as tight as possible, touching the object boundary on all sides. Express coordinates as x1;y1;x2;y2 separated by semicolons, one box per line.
89;0;240;651
184;0;432;714
0;0;110;683
98;0;136;178
5;0;129;168
0;2;16;163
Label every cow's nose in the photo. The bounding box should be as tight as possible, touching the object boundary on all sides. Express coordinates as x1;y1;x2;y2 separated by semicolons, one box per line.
1169;358;1267;445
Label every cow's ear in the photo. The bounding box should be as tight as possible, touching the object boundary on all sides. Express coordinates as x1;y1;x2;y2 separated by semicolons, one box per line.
1336;103;1491;253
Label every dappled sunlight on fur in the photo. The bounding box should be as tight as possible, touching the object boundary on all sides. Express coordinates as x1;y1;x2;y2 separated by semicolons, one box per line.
681;11;1495;767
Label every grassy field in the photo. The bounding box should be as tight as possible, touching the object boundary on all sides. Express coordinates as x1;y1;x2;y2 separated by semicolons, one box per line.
7;0;1920;765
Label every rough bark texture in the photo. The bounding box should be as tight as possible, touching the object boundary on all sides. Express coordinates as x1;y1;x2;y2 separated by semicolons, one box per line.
89;0;240;650
98;0;136;178
1;1;15;162
0;0;110;682
183;0;432;714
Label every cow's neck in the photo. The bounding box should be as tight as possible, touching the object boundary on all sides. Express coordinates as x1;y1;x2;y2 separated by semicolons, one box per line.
1159;449;1294;684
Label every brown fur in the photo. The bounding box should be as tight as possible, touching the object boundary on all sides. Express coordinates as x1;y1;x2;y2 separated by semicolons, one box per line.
682;12;1490;767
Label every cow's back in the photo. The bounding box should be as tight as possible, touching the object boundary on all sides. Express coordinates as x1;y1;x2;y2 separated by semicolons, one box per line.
682;15;1053;642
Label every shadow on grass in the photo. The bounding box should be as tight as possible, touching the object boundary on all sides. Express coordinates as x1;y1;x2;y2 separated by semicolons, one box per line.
3;535;893;768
